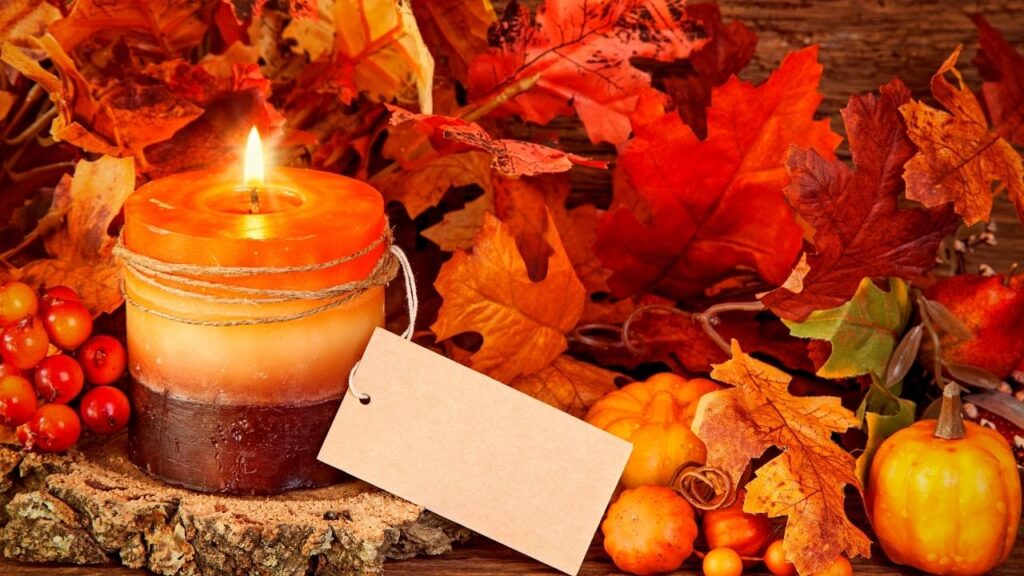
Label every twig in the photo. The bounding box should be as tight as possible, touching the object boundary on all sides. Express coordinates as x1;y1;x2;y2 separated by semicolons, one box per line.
694;301;766;355
0;84;45;139
3;105;56;146
6;161;76;183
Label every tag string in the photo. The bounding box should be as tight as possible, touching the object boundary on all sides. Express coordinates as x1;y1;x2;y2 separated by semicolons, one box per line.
347;244;417;404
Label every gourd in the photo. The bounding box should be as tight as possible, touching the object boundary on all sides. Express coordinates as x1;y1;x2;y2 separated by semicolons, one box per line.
601;486;698;575
586;373;719;487
867;383;1021;576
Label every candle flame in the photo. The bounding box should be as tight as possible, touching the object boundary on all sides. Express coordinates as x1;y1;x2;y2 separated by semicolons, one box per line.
244;126;265;188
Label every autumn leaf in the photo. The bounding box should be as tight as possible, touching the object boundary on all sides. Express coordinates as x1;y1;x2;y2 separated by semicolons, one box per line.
411;0;495;82
17;156;135;315
378;150;494;218
48;0;214;57
854;381;915;488
468;0;708;144
386;105;607;175
433;212;585;383
597;47;840;301
424;173;612;293
0;0;60;52
286;0;435;112
661;1;756;138
761;80;959;321
509;355;622;418
901;47;1024;225
692;342;872;574
972;15;1024;146
783;278;911;379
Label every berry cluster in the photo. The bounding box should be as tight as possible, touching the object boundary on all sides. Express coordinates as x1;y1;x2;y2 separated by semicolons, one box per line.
0;281;129;452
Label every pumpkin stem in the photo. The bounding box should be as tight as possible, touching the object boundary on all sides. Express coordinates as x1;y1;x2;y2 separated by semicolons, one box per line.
934;382;966;440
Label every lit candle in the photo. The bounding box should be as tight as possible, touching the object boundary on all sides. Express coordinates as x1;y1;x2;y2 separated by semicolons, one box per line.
122;128;388;494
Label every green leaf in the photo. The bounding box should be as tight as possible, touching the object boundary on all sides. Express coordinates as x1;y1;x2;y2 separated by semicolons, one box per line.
855;395;916;488
784;278;911;378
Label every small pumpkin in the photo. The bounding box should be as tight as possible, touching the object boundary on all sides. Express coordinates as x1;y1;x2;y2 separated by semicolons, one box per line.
867;383;1021;575
703;489;773;558
602;485;698;575
586;373;719;487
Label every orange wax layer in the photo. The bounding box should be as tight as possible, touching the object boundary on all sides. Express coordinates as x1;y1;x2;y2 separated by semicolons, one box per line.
123;167;386;405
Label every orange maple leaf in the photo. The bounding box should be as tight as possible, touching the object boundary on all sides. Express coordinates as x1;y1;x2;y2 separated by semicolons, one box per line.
901;46;1024;225
17;156;136;315
433;212;585;383
692;342;871;575
49;0;213;57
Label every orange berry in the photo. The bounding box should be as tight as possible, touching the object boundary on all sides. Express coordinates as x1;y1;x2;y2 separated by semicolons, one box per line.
703;547;743;576
763;540;797;576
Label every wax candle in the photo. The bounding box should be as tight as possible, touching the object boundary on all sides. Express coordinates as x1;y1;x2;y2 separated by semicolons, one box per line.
122;129;389;494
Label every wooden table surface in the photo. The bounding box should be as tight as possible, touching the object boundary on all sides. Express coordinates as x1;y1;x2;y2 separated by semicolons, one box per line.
0;534;1021;575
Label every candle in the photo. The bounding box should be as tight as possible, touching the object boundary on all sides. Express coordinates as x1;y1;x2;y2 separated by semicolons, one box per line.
122;129;389;494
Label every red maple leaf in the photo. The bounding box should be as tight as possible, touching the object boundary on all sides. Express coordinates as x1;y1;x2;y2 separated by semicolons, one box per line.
760;80;958;321
467;0;708;145
662;1;757;138
596;47;840;301
972;14;1024;146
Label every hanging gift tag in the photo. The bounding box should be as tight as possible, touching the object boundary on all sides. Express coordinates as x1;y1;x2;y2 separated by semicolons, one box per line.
319;328;631;575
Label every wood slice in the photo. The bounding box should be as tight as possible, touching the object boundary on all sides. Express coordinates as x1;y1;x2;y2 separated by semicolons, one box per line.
0;436;472;576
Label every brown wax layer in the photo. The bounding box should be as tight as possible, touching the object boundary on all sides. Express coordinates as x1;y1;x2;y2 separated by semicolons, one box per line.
129;378;345;495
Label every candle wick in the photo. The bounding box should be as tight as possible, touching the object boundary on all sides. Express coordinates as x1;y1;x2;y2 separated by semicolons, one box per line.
249;187;261;214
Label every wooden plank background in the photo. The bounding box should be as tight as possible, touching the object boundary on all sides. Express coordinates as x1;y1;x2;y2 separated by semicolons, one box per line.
2;1;1023;574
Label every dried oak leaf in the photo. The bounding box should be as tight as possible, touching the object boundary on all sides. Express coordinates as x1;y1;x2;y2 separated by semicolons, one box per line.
761;80;959;321
662;1;757;138
597;47;840;301
509;355;622;418
410;0;496;82
468;0;708;144
901;47;1024;225
692;342;871;574
17;156;135;315
433;212;585;383
972;15;1024;146
287;0;435;112
386;105;607;175
49;0;214;57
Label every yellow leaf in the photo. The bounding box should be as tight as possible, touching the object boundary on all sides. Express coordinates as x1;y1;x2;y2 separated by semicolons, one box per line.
692;342;872;575
509;355;621;418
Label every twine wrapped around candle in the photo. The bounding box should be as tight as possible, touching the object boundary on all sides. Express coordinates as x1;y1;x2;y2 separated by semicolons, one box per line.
115;227;400;327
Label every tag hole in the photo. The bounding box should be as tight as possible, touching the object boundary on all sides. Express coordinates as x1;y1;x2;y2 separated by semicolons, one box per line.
359;395;372;406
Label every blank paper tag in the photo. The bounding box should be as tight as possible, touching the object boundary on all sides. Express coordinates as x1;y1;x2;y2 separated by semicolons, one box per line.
318;328;631;575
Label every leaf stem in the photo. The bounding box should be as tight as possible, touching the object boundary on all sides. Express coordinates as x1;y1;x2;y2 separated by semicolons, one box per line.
934;382;966;440
694;301;766;356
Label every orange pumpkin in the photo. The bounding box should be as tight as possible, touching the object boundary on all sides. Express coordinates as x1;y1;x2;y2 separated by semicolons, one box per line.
586;373;719;487
602;486;698;575
867;384;1021;575
703;490;773;558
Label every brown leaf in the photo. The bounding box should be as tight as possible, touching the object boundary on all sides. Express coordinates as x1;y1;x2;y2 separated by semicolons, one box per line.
692;343;871;574
433;212;585;383
901;47;1024;225
421;188;495;251
17;156;136;314
386;105;607;176
761;80;958;321
377;150;494;218
509;355;622;418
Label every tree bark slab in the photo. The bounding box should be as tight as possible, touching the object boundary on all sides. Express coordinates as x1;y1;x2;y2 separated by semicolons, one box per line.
0;436;472;576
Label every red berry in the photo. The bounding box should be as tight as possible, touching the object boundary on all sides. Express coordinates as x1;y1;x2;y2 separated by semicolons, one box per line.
77;335;127;385
43;300;93;350
0;281;39;326
19;404;81;452
34;354;85;404
79;385;130;435
1;317;50;369
39;285;80;315
0;375;38;426
0;362;23;378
